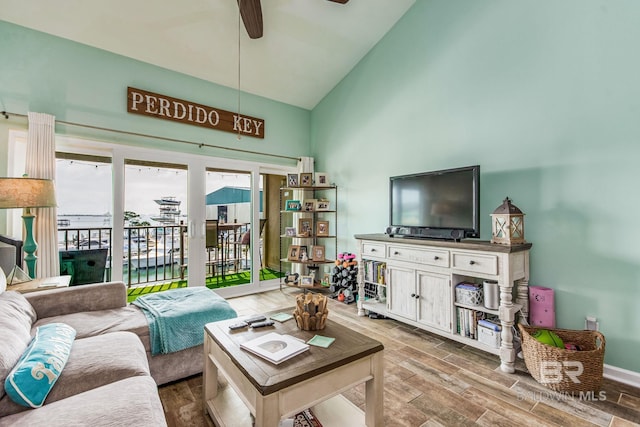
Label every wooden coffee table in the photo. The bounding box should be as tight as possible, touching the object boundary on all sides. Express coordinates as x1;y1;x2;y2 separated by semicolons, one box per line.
203;309;384;427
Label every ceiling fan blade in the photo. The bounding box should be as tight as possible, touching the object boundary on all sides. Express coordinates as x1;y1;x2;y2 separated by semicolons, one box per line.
238;0;263;39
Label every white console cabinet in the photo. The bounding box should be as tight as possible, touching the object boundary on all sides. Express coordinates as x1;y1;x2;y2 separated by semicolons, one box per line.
356;234;531;373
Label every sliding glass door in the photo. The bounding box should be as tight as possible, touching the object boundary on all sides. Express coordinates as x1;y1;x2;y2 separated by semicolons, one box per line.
51;135;290;295
123;160;188;287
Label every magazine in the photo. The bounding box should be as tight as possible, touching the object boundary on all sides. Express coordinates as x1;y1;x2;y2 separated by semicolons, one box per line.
240;332;309;364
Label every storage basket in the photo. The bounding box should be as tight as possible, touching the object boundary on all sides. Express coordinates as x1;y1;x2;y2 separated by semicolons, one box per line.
455;283;483;306
518;324;605;393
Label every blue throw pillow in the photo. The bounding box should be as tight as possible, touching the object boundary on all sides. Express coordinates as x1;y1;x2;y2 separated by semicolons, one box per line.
5;323;76;408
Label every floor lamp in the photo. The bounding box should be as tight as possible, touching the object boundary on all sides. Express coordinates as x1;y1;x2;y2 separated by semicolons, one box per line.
0;177;57;279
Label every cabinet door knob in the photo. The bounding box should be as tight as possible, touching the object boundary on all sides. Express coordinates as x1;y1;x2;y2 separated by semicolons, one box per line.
415;294;420;299
371;248;376;252
410;293;416;298
434;256;439;260
469;260;476;265
394;251;400;255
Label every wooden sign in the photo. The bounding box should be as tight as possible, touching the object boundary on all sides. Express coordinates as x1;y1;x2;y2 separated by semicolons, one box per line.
127;87;264;139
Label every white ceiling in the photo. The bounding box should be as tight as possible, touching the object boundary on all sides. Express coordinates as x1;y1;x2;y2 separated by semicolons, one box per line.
0;0;415;110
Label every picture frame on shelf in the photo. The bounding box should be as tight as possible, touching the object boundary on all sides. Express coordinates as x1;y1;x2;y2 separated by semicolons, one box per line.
316;220;329;237
280;189;294;210
303;199;316;212
300;275;314;287
321;273;330;287
285;273;299;285
285;227;296;237
315;172;329;187
298;246;309;261
285;200;302;211
300;173;313;187
287;173;299;187
315;199;331;211
287;245;300;261
311;245;325;262
298;218;313;237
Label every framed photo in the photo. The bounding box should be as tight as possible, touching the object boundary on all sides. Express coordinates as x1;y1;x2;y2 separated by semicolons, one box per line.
280;189;293;210
287;173;299;187
315;199;331;211
311;245;325;262
285;227;296;237
298;218;313;237
315;172;329;187
300;275;314;287
303;199;316;212
300;172;313;187
316;220;329;237
287;245;300;261
298;245;309;261
285;200;301;211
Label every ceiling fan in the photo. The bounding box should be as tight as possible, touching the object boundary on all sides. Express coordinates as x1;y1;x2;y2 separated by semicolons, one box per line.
237;0;349;39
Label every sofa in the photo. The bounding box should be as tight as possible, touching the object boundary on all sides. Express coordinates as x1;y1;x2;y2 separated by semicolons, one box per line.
0;280;236;426
23;281;220;386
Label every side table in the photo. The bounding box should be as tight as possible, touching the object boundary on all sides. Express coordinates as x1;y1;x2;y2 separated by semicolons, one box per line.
8;275;72;293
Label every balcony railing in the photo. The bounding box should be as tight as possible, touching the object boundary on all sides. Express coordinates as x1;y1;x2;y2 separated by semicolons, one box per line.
58;224;256;288
58;225;188;287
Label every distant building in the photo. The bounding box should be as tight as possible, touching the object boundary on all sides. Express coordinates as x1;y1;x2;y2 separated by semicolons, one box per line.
205;187;263;223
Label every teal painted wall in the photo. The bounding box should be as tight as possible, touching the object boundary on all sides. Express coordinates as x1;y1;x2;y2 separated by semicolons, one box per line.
312;0;640;372
0;20;310;164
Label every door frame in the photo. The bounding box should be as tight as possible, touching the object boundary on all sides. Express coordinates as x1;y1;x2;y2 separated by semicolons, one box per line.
52;135;296;296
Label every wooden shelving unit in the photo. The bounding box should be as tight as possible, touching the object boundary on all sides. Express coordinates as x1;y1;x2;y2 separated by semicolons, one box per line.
279;183;337;291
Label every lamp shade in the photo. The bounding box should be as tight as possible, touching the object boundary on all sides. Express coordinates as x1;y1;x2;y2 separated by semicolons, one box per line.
0;178;57;209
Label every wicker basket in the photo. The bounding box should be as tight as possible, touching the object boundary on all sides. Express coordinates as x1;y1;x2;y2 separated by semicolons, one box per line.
518;324;605;393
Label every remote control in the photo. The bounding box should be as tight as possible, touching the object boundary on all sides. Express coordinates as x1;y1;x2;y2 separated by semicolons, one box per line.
250;320;274;328
228;322;249;330
243;315;267;325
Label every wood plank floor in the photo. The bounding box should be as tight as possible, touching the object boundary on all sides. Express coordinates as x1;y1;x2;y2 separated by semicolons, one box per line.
158;288;640;426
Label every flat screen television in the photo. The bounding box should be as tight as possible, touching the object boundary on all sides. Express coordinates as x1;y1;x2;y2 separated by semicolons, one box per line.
389;165;480;240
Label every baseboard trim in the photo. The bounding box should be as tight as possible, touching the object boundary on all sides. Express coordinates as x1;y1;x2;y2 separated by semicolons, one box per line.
604;364;640;388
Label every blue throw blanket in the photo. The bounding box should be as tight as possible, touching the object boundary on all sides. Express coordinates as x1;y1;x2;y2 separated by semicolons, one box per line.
132;287;237;355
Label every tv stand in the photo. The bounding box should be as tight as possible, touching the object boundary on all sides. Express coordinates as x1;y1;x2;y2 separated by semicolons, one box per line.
355;233;531;373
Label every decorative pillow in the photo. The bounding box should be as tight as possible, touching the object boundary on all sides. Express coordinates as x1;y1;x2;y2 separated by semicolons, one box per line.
4;323;76;408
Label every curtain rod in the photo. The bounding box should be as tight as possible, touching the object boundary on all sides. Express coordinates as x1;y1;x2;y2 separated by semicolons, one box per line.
1;111;301;162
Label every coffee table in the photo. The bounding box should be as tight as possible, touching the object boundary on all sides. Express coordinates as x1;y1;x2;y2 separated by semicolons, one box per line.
203;309;384;427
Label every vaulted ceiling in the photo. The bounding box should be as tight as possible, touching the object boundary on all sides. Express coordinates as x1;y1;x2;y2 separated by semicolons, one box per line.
0;0;415;109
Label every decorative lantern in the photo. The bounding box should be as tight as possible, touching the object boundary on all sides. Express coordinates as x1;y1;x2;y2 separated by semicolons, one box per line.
491;197;525;245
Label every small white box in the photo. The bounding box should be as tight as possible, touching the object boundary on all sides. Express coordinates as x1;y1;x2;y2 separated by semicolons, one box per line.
478;324;501;348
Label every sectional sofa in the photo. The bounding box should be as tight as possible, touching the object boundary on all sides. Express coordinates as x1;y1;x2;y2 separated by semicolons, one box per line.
0;280;235;426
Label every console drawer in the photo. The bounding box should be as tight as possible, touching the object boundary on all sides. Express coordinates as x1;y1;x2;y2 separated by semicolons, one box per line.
362;242;386;259
451;252;498;275
388;245;449;267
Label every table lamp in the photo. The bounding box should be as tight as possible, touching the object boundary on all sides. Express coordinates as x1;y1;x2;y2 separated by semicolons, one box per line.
0;177;57;278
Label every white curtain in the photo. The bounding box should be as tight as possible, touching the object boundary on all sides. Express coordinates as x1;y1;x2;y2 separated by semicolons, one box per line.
25;112;59;278
297;156;314;174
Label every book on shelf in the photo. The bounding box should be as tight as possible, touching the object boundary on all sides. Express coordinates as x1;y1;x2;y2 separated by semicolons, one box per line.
456;307;490;339
240;332;309;364
364;260;386;284
280;408;323;427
